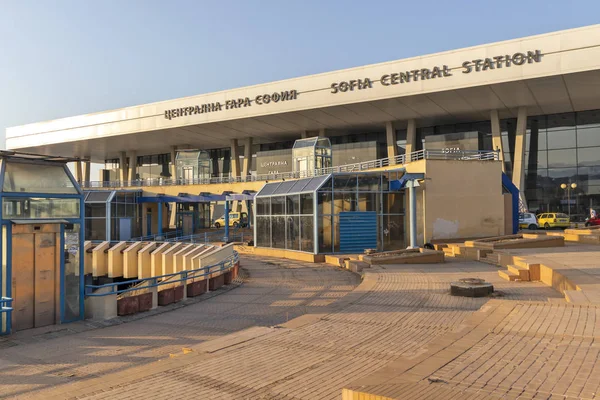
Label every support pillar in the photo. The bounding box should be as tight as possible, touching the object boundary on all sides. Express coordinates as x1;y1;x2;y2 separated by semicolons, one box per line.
84;161;91;184
512;107;528;207
242;137;253;177
127;151;137;183
224;200;230;242
318;128;327;137
407;180;418;249
301;131;309;139
158;203;163;236
386;122;398;164
405;119;416;162
119;152;128;182
170;146;177;181
490;110;506;172
230;139;240;178
75;161;83;183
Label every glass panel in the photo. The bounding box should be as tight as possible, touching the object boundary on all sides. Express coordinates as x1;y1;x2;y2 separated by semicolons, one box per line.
576;127;600;148
333;175;357;191
3;198;80;219
384;193;405;214
256;182;282;196
288;178;311;194
547;149;577;168
300;193;313;215
318;191;333;215
333;215;340;253
577;147;600;167
578;167;600;186
547;113;576;131
546;129;576;150
85;191;112;202
300;216;314;252
64;224;81;322
334;192;357;213
318;215;332;253
3;162;78;193
271;196;285;215
286;195;300;215
273;180;296;195
271;216;285;249
547;168;577;180
286;216;299;250
383;214;405;251
357;175;380;191
304;176;331;192
256;217;271;247
86;218;107;241
256;198;270;215
358;192;378;212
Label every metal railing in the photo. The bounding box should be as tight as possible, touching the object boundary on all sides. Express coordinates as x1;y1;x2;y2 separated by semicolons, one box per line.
130;229;183;242
1;297;13;334
83;149;499;189
164;227;248;244
85;252;238;297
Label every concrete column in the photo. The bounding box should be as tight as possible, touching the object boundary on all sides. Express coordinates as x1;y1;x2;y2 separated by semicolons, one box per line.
75;161;83;183
242;137;253;177
301;131;309;139
405;119;416;162
318;128;327;137
386;122;398;164
490;110;506;172
230;139;241;178
127;151;137;182
170;146;177;180
84;161;91;183
512;107;528;206
119;152;128;182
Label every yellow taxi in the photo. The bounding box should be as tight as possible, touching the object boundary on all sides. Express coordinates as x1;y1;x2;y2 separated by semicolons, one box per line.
536;212;570;229
213;212;248;228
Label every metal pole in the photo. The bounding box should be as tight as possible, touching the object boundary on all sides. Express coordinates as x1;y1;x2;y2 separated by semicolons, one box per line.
408;180;417;249
157;203;163;236
224;200;230;242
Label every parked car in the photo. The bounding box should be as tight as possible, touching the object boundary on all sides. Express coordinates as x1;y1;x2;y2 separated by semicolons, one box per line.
519;212;539;230
537;212;570;229
213;212;248;228
585;216;600;227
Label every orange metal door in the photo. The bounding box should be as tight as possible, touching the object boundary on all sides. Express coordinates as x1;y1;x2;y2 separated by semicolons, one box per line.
11;232;34;331
34;232;56;328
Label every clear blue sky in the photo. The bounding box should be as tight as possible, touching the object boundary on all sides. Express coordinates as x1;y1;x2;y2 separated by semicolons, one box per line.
1;0;599;150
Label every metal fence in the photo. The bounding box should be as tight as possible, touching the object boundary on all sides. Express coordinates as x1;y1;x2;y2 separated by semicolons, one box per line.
85;252;238;297
0;297;13;335
83;149;499;188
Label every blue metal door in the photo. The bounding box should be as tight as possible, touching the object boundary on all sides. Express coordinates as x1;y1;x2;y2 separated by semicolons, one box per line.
339;212;377;253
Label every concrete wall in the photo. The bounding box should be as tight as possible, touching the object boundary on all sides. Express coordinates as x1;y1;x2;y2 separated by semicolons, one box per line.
421;160;505;243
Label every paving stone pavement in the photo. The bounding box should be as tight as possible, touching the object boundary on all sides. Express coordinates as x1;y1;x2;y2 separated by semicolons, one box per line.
2;256;583;400
0;257;359;399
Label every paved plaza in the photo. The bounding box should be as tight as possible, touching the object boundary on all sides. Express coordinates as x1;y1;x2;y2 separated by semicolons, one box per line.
1;254;599;399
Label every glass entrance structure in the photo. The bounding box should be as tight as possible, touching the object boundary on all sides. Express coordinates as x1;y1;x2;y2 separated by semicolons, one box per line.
84;190;143;241
254;170;405;254
292;137;332;176
0;152;85;335
176;150;211;183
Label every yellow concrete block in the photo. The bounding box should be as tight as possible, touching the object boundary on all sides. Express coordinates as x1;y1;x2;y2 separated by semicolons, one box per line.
107;241;127;278
162;242;184;275
123;242;145;279
182;245;206;271
92;241;110;277
137;242;157;279
83;241;93;275
151;242;172;277
507;264;530;281
173;244;194;273
498;270;519;281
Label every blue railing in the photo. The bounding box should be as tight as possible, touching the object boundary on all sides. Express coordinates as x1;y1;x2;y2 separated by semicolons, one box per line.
164;227;247;244
85;252;239;297
1;297;13;335
130;229;183;242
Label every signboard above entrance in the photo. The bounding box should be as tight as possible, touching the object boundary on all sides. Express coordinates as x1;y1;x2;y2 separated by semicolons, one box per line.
330;50;542;94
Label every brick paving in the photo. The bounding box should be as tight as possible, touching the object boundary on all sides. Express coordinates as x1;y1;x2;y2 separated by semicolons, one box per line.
2;255;596;400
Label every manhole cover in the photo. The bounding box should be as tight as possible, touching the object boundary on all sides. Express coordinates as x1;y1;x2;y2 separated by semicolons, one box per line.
450;278;494;297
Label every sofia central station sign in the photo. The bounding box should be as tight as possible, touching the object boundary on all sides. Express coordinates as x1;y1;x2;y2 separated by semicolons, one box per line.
330;50;543;94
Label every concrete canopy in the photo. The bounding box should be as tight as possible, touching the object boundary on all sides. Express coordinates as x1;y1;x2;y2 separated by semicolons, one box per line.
6;24;600;162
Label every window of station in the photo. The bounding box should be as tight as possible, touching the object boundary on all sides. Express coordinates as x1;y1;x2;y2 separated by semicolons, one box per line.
137;153;172;181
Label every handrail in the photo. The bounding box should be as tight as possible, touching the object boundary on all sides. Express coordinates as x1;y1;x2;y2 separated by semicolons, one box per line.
130;229;183;242
0;297;13;313
82;149;499;188
85;252;239;297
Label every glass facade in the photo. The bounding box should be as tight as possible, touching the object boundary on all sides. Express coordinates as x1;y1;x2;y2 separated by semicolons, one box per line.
84;190;142;241
255;171;405;254
137;153;171;181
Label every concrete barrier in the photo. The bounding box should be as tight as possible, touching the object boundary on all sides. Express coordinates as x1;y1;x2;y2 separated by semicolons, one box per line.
151;242;172;276
162;242;184;275
85;286;117;320
137;242;157;279
173;244;194;273
92;241;110;277
362;249;444;265
107;241;128;278
123;242;145;279
84;241;93;275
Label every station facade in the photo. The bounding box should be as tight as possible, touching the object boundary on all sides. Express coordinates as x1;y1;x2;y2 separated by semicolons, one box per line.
6;25;600;224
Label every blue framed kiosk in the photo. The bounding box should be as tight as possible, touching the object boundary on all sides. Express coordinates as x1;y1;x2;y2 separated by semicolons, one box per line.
0;151;85;335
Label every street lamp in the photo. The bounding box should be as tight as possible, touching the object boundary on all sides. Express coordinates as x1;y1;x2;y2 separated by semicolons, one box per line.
560;182;578;219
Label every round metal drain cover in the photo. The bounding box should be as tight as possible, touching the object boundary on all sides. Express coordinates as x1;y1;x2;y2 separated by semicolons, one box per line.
450;278;494;297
